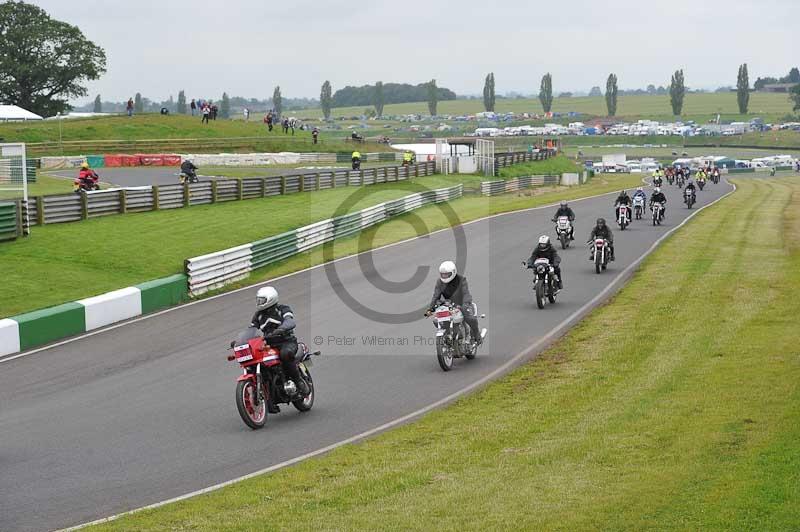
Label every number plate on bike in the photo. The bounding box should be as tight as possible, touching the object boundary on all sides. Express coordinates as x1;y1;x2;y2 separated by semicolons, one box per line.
236;354;253;363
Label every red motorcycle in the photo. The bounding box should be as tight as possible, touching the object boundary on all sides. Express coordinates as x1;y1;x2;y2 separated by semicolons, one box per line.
227;327;320;430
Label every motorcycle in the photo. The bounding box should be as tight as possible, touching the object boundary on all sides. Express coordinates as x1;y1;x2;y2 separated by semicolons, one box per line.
666;174;675;186
617;204;630;230
676;175;685;188
590;238;610;274
227;327;320;430
352;158;361;171
684;189;696;209
179;172;199;185
428;301;484;371
73;177;100;193
633;196;645;219
523;258;559;309
698;179;706;191
554;216;572;249
651;201;664;226
711;171;720;184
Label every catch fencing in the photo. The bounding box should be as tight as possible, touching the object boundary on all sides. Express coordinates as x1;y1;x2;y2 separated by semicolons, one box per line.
25;161;435;226
480;175;561;196
185;184;463;296
494;149;557;170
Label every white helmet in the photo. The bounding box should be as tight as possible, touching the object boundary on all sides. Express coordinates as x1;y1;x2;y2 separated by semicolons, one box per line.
256;286;279;310
439;261;457;283
538;235;550;249
654;187;661;193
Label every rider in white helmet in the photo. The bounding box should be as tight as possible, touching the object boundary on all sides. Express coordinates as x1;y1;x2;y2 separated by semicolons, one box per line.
649;186;668;219
527;235;563;289
250;286;309;402
427;261;486;345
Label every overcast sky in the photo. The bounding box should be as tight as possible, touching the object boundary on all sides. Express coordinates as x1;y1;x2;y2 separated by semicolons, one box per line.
26;0;800;104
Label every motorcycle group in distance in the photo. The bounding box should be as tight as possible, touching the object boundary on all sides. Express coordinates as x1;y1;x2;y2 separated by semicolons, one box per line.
226;163;719;428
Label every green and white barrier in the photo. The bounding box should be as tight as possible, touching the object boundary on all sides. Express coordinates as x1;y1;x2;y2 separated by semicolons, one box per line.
186;184;464;297
0;274;188;357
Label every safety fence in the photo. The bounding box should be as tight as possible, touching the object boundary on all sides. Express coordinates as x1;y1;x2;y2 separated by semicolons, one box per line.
23;161;435;226
480;175;561;196
494;149;557;170
37;151;402;170
0;274;188;357
185;184;464;296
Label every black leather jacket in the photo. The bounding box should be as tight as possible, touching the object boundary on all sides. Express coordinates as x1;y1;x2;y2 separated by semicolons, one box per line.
250;304;296;342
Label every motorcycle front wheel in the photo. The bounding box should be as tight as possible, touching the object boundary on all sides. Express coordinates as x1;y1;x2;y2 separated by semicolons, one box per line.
595;254;602;274
535;280;545;308
235;379;267;430
559;232;568;249
548;281;557;304
436;337;453;371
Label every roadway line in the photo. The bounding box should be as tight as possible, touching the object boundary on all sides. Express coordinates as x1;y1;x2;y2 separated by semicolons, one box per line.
59;180;737;531
2;183;638;365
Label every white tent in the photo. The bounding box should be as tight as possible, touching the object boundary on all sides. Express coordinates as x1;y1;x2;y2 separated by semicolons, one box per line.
0;104;44;122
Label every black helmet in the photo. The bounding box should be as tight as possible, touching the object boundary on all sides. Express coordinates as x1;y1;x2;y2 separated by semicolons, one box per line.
597;218;606;227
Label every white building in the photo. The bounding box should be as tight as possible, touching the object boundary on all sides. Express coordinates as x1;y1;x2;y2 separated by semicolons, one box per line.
0;104;43;122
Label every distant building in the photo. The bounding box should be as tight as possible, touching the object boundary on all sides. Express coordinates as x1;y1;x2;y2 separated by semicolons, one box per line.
759;83;796;93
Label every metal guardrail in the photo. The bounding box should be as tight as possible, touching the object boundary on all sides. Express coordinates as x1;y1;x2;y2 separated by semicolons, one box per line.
185;184;463;296
23;161;435;227
494;149;557;170
480;175;560;196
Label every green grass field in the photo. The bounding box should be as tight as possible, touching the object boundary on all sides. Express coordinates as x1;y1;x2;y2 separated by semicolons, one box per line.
300;92;796;123
88;175;800;531
497;155;581;178
0;168;641;318
0;173;108;199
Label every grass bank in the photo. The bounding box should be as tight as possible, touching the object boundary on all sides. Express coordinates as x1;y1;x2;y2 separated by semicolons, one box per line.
90;175;800;531
497;154;581;178
0;173;91;199
0;172;641;317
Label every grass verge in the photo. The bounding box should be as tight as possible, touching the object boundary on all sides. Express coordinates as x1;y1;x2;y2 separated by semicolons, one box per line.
89;175;800;531
497;154;581;178
0;173;85;199
0;172;641;317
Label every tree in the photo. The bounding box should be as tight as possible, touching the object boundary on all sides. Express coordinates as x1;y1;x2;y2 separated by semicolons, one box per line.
373;81;384;118
133;93;143;113
588;86;602;97
427;79;438;116
0;1;107;117
737;63;750;114
272;86;282;119
539;73;553;113
331;82;456;107
220;92;230;118
483;73;495;112
320;80;332;120
788;67;800;84
605;73;618;116
790;84;800;112
669;69;685;115
92;95;102;113
647;84;656;94
177;90;187;114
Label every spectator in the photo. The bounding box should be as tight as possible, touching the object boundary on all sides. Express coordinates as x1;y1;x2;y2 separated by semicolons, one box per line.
312;127;319;144
126;98;134;117
202;104;210;124
265;111;274;132
190;99;197;116
289;118;295;136
282;118;289;134
243;108;250;121
210;103;218;120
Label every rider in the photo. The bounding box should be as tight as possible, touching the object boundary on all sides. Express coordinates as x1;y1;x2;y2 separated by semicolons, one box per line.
250;286;309;400
650;187;668;219
632;187;647;209
527;235;563;289
402;150;414;165
427;261;485;345
614;190;632;222
684;179;697;200
77;162;99;189
589;218;614;261
552;200;575;240
351;150;361;168
180;159;198;180
653;173;663;188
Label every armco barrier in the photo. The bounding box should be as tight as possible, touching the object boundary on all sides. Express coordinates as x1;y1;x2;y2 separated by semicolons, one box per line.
186;184;464;296
22;161;435;227
0;274;189;357
481;175;561;196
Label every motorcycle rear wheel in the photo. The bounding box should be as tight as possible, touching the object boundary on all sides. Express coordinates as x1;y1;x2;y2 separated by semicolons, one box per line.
436;337;453;371
236;380;267;430
292;364;315;412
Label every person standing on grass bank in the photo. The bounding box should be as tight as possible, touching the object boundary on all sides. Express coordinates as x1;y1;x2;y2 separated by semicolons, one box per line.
126;98;134;117
243;108;249;121
312;127;319;144
190;99;197;116
265;111;274;131
202;104;210;124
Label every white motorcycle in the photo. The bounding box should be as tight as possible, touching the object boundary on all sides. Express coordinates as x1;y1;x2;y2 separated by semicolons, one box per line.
428;301;485;372
554;216;573;249
617;204;630;230
590;238;610;274
633;195;645;220
651;201;664;226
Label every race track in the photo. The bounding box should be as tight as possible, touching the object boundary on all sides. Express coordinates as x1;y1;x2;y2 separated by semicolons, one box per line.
0;179;733;532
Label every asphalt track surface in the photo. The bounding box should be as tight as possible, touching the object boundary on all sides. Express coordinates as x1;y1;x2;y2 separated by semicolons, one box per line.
0;179;733;532
43;164;401;187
